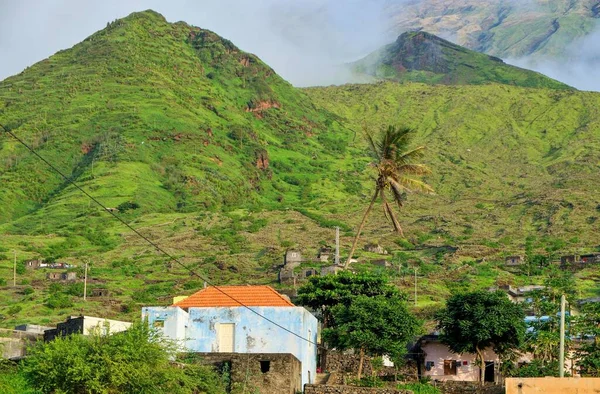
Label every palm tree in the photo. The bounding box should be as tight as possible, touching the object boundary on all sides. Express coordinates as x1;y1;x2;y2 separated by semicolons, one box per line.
344;125;434;269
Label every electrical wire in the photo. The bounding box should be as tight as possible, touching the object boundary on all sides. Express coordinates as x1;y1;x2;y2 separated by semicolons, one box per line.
0;123;320;348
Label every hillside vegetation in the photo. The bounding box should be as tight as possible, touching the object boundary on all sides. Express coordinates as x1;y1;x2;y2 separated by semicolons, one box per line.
388;0;600;60
0;10;599;328
351;31;570;89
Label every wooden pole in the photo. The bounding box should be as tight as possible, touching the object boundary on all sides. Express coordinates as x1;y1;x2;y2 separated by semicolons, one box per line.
13;251;16;287
83;262;88;301
559;294;566;377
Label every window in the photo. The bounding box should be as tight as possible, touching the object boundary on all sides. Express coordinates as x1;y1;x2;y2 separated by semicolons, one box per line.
153;320;164;328
444;360;457;375
260;360;270;373
425;361;434;371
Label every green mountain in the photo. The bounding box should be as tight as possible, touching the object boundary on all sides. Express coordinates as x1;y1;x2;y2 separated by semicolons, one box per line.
388;0;599;60
351;31;571;88
1;10;600;328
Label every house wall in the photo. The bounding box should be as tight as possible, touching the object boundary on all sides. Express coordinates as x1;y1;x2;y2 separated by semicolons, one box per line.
81;316;132;335
421;342;501;382
195;352;302;394
505;377;600;394
142;306;318;387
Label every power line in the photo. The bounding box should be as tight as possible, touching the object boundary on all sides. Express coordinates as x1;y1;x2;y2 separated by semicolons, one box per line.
0;123;319;348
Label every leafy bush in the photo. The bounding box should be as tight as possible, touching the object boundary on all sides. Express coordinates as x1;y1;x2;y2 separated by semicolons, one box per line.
23;287;34;295
117;201;140;212
7;305;22;316
397;382;441;394
45;294;73;309
22;322;225;394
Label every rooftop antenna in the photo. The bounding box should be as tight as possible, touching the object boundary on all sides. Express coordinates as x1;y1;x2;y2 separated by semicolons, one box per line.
335;227;340;266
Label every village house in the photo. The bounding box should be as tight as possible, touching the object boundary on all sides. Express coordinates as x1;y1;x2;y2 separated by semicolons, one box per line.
46;271;77;281
91;288;110;297
364;243;388;255
320;265;343;276
285;250;303;267
142;285;318;388
317;247;332;263
561;253;600;268
44;315;132;341
505;255;524;266
415;334;525;383
24;260;43;270
371;259;391;268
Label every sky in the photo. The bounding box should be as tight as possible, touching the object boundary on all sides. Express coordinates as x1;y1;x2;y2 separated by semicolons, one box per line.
0;0;393;87
0;0;598;89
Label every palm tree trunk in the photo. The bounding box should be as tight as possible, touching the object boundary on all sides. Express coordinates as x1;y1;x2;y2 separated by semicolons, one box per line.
344;188;379;269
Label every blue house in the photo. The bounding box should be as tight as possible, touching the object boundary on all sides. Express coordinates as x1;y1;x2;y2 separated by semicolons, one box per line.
142;285;318;387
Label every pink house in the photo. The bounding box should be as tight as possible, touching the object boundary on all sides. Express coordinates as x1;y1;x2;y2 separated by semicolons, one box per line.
417;335;579;383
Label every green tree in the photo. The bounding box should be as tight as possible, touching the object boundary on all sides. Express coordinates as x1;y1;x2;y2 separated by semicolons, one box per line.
436;291;526;384
296;271;400;329
344;126;433;268
323;294;421;379
573;303;600;376
22;322;225;394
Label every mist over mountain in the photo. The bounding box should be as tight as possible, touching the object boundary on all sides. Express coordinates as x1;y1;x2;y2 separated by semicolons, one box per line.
1;0;598;89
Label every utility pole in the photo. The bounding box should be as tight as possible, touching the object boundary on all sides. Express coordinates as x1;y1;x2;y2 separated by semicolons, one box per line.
559;294;566;377
335;227;340;266
83;262;88;301
13;250;16;287
414;267;418;306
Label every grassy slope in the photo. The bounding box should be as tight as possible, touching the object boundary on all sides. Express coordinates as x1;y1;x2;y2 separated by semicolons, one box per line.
351;32;571;89
0;11;599;327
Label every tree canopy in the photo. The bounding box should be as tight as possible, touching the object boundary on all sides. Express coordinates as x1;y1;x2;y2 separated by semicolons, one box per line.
22;322;225;394
323;294;421;379
296;271;401;328
436;290;526;383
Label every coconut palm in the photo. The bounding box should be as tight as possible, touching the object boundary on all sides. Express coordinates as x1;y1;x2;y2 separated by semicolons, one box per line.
344;125;434;269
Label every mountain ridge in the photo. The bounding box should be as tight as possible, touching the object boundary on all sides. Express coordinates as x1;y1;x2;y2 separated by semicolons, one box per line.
351;31;571;89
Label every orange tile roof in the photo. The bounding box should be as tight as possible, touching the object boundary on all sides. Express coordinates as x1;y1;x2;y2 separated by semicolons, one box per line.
173;285;294;308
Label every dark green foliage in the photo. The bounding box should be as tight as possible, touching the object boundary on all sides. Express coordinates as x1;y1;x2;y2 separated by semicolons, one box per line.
45;293;73;309
116;201;140;212
297;271;401;328
397;382;441;394
22;322;225;394
323;294;421;378
436;290;526;382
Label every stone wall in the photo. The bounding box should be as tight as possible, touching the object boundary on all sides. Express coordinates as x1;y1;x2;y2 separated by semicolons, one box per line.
193;352;302;394
324;351;417;380
304;385;412;394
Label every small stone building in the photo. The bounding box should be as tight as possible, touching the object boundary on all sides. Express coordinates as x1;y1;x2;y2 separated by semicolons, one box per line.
91;288;110;297
371;259;391;268
364;243;387;255
320;265;343;276
192;352;302;394
44;316;132;341
285;250;303;268
46;271;77;281
318;247;332;263
505;255;524;266
25;260;43;270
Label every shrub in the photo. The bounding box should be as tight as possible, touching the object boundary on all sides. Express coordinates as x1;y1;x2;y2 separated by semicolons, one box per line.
397;382;441;394
45;294;73;309
23;287;34;295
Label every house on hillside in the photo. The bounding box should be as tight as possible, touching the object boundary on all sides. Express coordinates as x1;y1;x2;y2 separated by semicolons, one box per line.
24;260;43;270
46;272;77;281
285;250;303;268
142;285;318;389
364;243;387;255
44;316;132;341
317;247;332;263
505;255;524;266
